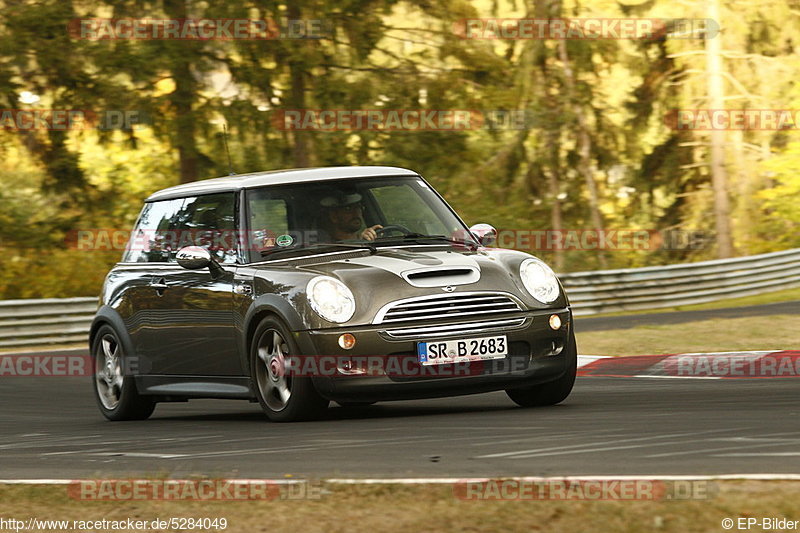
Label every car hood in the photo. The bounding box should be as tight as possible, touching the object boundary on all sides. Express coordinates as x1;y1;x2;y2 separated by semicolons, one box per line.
249;246;567;328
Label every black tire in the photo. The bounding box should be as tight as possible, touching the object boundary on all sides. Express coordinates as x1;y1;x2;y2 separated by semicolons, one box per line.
506;332;577;407
250;316;329;422
91;325;155;421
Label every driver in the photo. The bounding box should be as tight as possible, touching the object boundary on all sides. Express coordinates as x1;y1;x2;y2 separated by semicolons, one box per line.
319;192;383;241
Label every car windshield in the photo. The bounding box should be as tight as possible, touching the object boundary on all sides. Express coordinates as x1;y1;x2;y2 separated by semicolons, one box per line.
245;176;476;260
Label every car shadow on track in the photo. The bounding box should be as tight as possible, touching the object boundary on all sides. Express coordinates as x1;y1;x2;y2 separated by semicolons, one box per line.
146;398;574;423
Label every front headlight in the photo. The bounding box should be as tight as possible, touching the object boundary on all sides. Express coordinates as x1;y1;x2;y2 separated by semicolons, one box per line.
306;276;356;323
519;258;560;304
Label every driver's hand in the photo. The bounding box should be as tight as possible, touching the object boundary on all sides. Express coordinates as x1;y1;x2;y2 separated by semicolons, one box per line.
361;225;383;241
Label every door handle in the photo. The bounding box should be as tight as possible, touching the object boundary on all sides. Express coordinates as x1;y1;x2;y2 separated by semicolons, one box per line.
234;282;252;296
149;278;168;292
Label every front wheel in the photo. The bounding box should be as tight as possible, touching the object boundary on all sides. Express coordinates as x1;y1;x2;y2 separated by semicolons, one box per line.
505;332;577;408
91;325;155;421
251;317;329;422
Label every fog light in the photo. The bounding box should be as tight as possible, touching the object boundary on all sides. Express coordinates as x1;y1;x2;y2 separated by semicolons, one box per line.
544;339;564;356
548;314;562;330
337;358;367;375
338;333;356;350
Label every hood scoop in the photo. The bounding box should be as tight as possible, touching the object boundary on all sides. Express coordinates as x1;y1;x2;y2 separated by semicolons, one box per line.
402;266;480;287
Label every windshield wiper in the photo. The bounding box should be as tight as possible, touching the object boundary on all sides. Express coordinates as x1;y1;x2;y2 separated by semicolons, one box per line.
260;242;376;259
374;234;478;250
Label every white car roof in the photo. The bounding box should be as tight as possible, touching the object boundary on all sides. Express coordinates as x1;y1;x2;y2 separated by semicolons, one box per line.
146;166;420;201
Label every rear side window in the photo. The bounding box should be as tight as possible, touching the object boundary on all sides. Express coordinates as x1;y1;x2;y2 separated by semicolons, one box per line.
172;193;238;264
124;199;183;263
124;193;238;264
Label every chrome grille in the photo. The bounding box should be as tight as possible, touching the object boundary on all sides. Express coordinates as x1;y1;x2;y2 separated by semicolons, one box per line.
383;317;528;339
373;292;523;324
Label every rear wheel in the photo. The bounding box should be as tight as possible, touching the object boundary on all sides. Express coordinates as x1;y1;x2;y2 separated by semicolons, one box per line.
251;317;329;422
506;332;577;407
91;325;155;421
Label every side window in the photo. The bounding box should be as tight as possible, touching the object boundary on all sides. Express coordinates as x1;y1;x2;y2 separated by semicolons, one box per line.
250;197;289;236
124;199;183;263
172;193;238;264
369;183;450;236
247;189;290;260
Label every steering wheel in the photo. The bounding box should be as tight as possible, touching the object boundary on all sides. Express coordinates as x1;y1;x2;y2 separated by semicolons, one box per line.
376;224;413;237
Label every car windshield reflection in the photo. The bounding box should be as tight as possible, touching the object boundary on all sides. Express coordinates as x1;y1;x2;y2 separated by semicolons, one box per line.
247;176;477;259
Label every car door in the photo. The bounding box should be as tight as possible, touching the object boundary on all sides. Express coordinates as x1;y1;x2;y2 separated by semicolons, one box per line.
120;197;186;374
136;192;241;376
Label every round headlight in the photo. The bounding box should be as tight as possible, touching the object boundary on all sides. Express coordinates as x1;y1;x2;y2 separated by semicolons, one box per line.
519;258;560;304
306;276;356;323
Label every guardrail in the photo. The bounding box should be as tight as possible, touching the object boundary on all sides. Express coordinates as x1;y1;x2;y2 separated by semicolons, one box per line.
0;297;98;349
561;248;800;316
1;248;799;349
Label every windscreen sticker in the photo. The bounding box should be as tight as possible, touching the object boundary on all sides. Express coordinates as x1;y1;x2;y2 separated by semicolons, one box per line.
276;234;294;247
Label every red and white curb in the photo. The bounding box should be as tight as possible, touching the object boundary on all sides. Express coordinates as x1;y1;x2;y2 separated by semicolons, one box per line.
577;351;800;379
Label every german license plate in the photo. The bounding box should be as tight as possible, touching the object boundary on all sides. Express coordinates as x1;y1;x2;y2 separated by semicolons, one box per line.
417;335;507;366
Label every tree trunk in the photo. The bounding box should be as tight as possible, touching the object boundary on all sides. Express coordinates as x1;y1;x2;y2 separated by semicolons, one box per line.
547;162;565;271
532;0;565;271
732;130;750;253
706;0;734;258
165;0;199;184
557;39;607;269
287;3;312;168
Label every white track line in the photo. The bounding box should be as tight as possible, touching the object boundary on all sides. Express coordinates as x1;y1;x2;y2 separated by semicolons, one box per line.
2;474;800;485
325;474;800;483
577;355;611;367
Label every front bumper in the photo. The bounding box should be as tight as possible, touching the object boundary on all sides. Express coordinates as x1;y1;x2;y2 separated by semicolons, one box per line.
294;308;573;402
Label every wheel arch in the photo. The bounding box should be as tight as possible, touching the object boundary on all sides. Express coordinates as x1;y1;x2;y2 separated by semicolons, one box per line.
242;295;317;374
90;306;136;358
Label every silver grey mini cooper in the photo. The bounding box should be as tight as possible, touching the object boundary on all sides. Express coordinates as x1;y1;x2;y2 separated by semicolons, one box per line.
91;166;576;422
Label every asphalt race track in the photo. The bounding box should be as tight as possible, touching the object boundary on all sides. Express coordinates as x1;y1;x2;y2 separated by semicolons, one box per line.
1;302;798;480
1;367;799;479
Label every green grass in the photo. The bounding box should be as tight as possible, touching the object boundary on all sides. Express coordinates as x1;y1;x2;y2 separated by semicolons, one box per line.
669;287;800;311
1;481;799;533
577;314;799;356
